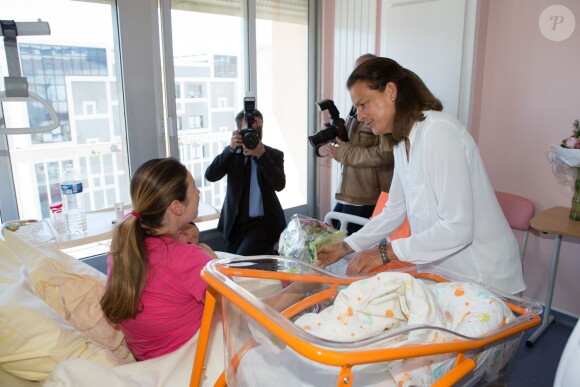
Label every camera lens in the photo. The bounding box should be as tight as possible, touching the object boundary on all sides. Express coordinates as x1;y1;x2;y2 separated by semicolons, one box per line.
242;129;259;149
308;126;338;148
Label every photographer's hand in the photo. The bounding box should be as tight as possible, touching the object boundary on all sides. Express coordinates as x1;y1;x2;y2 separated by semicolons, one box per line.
229;130;243;151
325;143;336;158
243;140;265;158
325;137;345;159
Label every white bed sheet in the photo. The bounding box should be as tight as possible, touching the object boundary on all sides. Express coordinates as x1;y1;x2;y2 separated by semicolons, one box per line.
45;314;225;387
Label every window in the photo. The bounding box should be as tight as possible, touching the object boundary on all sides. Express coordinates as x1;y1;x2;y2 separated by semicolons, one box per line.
0;0;130;221
168;3;245;212
214;55;237;78
1;0;314;245
185;83;203;98
168;0;310;215
256;2;309;209
19;44;110;144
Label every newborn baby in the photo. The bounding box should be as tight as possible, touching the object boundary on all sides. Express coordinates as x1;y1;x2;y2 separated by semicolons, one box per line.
178;222;218;260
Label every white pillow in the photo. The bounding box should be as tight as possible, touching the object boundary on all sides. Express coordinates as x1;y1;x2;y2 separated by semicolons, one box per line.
29;257;130;355
0;237;24;274
4;229;132;358
0;267;128;381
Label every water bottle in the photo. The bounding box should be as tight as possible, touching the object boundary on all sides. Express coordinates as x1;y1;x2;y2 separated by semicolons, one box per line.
60;164;87;235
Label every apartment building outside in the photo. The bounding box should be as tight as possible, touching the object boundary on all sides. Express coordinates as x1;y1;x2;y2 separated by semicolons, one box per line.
4;42;238;220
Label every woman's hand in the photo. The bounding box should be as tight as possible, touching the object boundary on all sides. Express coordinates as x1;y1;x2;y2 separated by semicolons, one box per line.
345;246;383;275
316;241;352;268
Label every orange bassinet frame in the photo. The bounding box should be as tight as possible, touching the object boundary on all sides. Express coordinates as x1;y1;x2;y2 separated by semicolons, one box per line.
189;257;541;387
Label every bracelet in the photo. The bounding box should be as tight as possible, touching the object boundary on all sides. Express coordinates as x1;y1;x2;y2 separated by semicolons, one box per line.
341;241;352;254
379;238;390;264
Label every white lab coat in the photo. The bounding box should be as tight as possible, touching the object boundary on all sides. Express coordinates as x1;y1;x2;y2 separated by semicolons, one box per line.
345;111;525;294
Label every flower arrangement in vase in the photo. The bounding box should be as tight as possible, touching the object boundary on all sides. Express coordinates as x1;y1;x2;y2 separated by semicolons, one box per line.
548;119;580;220
561;119;580;149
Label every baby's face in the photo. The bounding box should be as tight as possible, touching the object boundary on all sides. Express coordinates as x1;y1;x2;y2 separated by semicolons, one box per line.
178;224;200;245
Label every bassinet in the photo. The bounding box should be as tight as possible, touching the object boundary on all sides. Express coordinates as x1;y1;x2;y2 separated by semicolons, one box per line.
190;256;541;386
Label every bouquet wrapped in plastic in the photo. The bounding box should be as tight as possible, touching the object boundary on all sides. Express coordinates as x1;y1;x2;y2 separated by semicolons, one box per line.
546;119;580;184
546;144;580;186
546;119;580;220
278;214;345;263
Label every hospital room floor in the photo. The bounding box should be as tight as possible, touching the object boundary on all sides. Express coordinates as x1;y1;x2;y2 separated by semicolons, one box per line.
507;309;577;386
82;254;576;386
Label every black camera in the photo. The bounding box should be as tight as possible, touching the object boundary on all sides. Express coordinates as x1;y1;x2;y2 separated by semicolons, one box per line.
239;96;260;150
309;99;349;157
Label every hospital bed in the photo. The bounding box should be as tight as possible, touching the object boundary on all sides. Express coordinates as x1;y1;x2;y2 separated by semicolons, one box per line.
190;256;542;387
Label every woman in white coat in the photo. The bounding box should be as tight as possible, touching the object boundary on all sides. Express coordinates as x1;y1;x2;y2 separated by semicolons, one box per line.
316;57;525;295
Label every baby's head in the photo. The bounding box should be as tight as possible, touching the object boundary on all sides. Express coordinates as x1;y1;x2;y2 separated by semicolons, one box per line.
178;222;200;245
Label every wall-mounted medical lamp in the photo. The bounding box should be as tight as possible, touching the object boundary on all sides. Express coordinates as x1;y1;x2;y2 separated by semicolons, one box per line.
0;19;60;134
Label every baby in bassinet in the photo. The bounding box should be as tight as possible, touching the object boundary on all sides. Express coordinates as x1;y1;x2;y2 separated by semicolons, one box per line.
237;272;517;387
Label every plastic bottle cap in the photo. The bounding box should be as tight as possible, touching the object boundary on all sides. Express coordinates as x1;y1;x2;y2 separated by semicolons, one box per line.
49;202;63;212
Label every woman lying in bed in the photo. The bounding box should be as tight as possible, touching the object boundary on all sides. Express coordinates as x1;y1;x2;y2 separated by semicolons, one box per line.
100;158;213;361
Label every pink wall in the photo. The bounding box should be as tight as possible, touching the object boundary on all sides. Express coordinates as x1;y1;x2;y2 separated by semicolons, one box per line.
321;0;580;316
473;0;580;316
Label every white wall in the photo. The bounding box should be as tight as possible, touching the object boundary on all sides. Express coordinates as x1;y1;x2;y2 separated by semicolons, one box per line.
332;0;378;116
382;0;464;116
318;0;379;217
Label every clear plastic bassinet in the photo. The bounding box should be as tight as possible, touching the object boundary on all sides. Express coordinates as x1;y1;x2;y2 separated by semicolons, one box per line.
189;256;542;387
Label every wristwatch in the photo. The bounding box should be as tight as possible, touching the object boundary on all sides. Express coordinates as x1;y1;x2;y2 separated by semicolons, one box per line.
379;238;390;264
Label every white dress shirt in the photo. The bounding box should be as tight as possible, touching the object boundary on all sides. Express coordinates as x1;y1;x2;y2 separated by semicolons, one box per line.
345;111;525;294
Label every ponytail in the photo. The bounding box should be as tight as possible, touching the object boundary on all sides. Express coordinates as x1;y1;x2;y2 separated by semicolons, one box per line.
101;216;148;323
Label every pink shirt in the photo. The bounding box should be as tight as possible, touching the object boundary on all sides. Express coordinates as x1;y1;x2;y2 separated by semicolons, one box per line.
107;236;212;360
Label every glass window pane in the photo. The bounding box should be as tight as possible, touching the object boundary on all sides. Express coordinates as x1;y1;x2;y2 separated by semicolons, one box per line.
256;3;308;209
170;0;309;213
0;0;130;221
170;2;244;211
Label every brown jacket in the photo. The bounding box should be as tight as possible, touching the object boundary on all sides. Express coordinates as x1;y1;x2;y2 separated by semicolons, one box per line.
333;113;394;206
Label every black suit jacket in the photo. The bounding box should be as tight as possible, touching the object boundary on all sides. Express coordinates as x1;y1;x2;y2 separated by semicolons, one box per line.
205;145;286;245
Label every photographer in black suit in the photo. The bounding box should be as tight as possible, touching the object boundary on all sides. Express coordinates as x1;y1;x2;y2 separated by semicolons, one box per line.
205;109;286;255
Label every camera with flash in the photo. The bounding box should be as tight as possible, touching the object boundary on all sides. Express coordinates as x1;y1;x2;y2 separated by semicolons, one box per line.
309;99;349;157
239;96;260;150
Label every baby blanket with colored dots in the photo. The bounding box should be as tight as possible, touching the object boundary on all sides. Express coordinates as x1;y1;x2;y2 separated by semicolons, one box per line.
238;272;516;386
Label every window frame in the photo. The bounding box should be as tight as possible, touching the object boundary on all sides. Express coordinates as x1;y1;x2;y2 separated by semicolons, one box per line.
0;0;319;224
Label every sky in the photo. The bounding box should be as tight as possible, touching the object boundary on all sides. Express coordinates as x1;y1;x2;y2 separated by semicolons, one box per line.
1;0;243;56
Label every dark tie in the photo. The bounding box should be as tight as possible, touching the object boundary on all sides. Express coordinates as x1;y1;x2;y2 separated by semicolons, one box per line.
237;157;252;224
